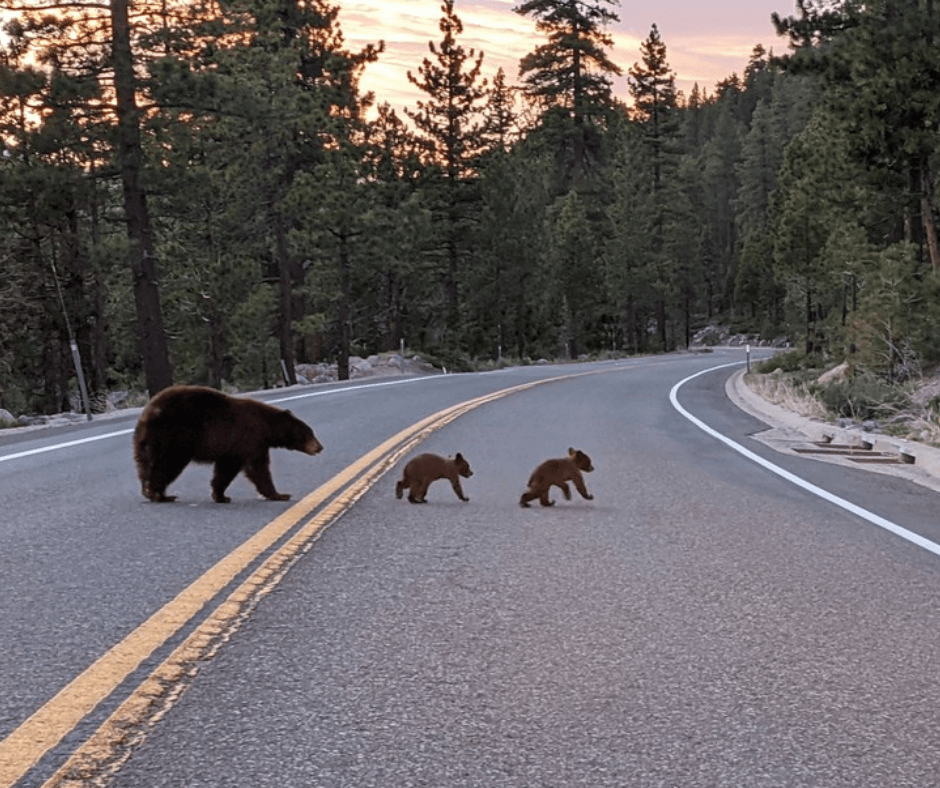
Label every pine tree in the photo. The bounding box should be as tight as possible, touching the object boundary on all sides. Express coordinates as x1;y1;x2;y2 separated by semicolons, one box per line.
771;110;863;354
627;23;682;347
154;0;379;383
1;0;175;395
406;0;488;343
514;0;622;181
774;0;940;270
515;0;620;120
628;23;678;191
479;67;519;154
111;0;174;395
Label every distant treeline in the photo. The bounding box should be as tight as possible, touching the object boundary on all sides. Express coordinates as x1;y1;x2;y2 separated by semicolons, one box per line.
1;0;938;414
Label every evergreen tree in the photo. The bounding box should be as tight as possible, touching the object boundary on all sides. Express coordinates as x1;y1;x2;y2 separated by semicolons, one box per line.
111;0;174;395
771;109;864;354
479;67;519;154
735;99;777;239
774;0;940;270
515;0;622;181
733;98;783;329
360;103;431;354
627;23;681;347
628;23;678;191
600;116;656;353
1;0;174;396
406;0;488;344
152;0;379;383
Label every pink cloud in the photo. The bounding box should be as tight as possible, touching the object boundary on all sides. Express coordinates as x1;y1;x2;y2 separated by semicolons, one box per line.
338;0;789;114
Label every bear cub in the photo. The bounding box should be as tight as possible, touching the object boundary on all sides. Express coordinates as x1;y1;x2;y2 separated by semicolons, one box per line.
134;384;322;503
396;452;473;504
520;447;594;508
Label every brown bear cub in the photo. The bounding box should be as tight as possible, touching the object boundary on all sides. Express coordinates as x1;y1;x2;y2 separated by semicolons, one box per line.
134;385;322;503
396;452;473;504
520;447;594;508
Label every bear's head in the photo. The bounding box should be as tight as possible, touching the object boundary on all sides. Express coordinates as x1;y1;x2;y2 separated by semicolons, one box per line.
567;447;593;472
277;409;323;455
453;452;473;478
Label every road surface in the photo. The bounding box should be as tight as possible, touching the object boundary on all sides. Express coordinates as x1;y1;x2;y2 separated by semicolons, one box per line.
3;350;940;787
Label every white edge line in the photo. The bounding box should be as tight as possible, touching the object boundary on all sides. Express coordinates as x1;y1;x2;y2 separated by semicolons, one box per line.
670;362;940;559
268;375;432;404
0;429;135;463
0;376;436;464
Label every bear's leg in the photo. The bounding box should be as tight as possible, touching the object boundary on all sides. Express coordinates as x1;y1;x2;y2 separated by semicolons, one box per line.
538;487;555;507
211;457;243;503
519;488;538;508
146;452;190;502
557;481;572;500
244;453;290;501
408;479;429;504
573;474;593;501
396;476;409;499
449;478;469;502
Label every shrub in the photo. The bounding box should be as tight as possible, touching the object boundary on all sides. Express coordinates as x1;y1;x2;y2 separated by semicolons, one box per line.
816;371;910;421
755;349;823;374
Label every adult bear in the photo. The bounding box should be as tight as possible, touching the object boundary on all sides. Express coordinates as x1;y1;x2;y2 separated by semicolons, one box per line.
134;385;322;503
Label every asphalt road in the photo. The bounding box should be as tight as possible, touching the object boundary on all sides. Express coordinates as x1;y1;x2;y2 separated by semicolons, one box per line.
4;350;940;787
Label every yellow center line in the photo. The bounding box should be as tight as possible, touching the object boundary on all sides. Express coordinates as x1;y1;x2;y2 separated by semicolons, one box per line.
0;368;609;788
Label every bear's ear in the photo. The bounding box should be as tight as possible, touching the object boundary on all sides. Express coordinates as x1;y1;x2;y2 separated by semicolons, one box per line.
455;452;463;461
568;447;576;456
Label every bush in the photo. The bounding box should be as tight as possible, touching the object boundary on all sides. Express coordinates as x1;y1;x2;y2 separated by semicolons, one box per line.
417;347;474;373
816;371;910;421
755;349;823;374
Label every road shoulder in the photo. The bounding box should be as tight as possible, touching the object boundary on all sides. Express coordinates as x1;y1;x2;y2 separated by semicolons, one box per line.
726;368;940;495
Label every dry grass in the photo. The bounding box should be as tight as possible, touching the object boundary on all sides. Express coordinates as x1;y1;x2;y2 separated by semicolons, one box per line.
746;367;940;447
743;370;829;420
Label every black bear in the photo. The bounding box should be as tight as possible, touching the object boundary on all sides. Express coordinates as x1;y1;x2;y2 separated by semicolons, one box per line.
395;452;473;504
133;385;322;503
519;447;594;508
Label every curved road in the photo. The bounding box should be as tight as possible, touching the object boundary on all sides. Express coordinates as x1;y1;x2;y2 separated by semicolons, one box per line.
3;350;940;787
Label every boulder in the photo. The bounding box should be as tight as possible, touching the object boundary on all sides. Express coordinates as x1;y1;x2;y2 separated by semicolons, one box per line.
818;361;850;385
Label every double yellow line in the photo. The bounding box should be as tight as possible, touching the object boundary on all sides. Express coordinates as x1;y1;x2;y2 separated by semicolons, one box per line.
0;369;602;788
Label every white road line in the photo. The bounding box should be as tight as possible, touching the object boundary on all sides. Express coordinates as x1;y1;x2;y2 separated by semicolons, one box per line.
0;429;135;463
0;377;437;465
670;362;940;560
268;375;433;404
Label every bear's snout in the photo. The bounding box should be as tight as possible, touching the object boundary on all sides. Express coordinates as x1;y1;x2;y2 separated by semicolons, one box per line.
305;436;324;455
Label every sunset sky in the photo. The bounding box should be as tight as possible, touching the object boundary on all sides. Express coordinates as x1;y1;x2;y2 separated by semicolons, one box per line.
337;0;796;115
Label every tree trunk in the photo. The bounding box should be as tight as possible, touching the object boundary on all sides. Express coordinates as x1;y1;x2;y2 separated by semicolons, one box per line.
274;214;297;386
208;307;225;390
920;160;940;270
337;232;351;381
110;0;173;395
88;164;110;393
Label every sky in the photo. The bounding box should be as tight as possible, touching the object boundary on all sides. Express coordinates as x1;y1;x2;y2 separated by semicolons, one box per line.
336;0;797;115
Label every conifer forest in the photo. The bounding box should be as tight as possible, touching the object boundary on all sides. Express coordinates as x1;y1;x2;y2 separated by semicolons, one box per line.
2;0;940;415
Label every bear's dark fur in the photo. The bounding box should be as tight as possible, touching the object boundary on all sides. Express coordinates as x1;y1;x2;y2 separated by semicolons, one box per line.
133;385;322;503
520;447;594;508
395;452;473;504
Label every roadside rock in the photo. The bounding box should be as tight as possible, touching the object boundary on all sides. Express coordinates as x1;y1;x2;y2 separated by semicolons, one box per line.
690;324;791;349
294;354;440;384
818;361;851;385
